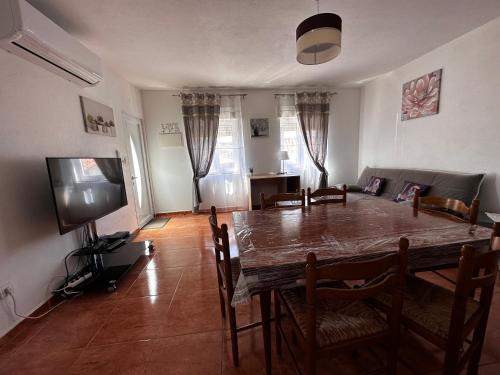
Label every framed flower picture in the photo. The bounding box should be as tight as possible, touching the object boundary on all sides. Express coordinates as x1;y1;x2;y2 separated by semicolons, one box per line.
401;69;442;121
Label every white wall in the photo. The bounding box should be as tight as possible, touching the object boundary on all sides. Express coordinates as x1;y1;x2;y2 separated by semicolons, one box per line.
359;16;500;213
0;49;143;336
141;89;361;213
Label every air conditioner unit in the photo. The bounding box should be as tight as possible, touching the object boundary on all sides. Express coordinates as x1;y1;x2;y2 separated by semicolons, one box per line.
0;0;102;86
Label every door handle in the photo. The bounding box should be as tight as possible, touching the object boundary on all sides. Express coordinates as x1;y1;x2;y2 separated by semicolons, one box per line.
131;176;138;180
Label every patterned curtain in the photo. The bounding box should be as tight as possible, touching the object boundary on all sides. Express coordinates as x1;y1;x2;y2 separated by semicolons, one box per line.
181;93;221;212
295;92;332;189
199;95;248;211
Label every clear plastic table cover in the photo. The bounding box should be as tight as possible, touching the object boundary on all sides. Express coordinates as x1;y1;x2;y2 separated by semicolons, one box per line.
230;196;491;307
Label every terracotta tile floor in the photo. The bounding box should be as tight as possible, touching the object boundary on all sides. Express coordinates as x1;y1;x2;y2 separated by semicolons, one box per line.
1;212;500;374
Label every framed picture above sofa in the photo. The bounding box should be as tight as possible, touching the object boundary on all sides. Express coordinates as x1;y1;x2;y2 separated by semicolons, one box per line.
401;68;442;121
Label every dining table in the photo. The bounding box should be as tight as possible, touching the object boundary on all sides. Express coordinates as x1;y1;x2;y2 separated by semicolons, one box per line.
230;195;492;375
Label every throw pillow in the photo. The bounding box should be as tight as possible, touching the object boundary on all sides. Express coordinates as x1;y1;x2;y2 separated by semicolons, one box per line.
394;181;430;202
362;176;386;196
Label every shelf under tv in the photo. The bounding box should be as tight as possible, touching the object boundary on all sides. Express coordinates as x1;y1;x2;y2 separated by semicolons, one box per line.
71;239;154;293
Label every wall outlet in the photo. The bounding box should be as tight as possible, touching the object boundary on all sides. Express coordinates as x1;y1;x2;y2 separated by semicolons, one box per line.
0;282;13;300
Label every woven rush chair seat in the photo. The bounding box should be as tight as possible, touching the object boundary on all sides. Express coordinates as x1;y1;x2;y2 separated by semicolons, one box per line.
280;286;388;348
374;275;480;340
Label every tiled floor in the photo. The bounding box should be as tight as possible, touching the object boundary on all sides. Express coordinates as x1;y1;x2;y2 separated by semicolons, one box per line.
1;212;500;374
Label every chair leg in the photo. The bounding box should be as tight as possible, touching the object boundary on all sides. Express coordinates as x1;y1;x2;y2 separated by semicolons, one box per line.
467;348;481;375
466;315;490;375
228;305;239;367
292;330;298;347
274;290;282;356
388;293;402;375
218;288;226;319
305;348;316;375
442;344;461;375
387;338;399;375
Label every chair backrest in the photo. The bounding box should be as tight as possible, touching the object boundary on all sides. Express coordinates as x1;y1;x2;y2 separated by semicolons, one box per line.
413;189;480;225
209;206;235;295
304;238;409;347
447;244;499;353
260;189;305;210
306;237;409;304
307;185;347;206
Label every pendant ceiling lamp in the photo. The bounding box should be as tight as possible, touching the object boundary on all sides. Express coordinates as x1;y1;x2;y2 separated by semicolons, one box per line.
296;0;342;65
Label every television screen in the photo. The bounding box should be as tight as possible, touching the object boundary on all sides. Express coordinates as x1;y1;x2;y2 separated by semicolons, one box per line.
46;158;128;235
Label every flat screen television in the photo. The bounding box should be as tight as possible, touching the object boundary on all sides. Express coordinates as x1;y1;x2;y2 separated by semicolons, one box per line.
46;157;127;235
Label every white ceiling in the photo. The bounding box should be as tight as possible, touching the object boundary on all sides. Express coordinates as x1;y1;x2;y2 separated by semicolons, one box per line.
28;0;500;89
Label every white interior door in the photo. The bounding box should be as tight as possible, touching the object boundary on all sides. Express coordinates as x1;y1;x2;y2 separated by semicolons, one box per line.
124;114;154;227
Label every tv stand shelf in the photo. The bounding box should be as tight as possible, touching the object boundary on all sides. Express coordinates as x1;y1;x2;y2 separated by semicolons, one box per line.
71;240;154;293
73;239;127;256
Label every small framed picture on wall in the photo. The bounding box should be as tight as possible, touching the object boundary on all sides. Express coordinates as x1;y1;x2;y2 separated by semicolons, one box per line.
80;96;116;137
250;118;269;137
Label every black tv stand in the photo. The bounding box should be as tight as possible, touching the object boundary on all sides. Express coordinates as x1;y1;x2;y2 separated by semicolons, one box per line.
71;239;154;293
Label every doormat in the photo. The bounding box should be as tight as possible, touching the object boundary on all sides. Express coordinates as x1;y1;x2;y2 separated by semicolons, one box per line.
142;217;170;230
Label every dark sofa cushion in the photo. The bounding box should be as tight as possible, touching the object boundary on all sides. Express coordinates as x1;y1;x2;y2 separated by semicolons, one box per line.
394;181;430;202
362;176;386;196
357;167;485;206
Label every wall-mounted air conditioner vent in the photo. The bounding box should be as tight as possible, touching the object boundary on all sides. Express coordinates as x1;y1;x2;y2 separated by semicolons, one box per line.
0;0;102;86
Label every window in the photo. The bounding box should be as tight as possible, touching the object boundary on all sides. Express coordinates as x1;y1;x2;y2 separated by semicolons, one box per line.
209;118;244;176
279;116;320;189
71;159;104;182
279;117;305;173
199;100;248;210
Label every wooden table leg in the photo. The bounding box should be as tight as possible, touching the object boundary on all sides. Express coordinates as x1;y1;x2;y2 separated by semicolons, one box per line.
260;290;272;375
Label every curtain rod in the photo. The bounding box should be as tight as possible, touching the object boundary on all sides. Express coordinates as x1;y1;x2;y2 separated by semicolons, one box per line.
274;92;338;97
172;93;247;98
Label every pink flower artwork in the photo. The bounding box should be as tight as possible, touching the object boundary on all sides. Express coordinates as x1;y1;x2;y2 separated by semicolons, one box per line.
401;69;442;121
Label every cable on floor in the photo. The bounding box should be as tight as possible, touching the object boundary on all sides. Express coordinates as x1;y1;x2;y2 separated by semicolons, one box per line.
5;290;67;320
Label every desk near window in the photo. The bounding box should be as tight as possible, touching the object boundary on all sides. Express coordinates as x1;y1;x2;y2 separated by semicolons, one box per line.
247;174;300;210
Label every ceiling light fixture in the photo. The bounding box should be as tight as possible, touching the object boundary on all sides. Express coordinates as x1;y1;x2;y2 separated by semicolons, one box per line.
296;0;342;65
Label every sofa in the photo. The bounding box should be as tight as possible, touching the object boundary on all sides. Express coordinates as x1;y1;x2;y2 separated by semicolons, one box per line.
349;166;485;206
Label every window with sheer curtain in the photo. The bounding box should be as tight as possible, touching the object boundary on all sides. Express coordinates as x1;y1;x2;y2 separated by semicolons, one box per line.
279;116;319;191
199;97;247;210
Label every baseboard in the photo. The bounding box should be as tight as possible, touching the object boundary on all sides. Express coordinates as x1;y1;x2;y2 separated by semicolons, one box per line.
0;293;66;344
1;226;143;342
198;207;241;213
155;211;191;217
130;227;141;239
155;208;241;216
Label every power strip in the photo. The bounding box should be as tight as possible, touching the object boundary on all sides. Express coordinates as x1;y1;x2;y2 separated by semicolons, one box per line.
66;272;93;289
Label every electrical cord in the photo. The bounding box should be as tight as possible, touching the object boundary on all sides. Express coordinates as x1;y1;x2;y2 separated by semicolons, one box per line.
5;290;67;320
4;227;90;320
54;227;93;294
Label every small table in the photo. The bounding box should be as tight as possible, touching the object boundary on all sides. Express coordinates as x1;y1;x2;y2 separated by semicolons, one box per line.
247;174;300;210
232;197;491;374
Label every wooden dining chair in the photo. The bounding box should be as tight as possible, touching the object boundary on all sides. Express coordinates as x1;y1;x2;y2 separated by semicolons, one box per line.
306;185;347;206
274;238;409;375
412;189;480;225
374;240;500;375
209;206;262;367
260;189;305;210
